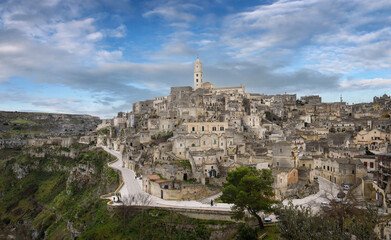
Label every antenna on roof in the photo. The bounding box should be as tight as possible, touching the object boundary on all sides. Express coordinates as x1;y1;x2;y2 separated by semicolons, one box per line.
340;94;343;103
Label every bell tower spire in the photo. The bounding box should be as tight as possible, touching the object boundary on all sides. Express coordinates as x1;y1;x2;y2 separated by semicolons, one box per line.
194;57;203;90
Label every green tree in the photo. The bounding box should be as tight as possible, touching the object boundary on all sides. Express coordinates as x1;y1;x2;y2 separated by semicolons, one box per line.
221;167;278;229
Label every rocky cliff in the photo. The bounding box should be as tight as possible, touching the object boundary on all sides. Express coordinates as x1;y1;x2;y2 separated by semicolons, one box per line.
0;111;100;149
0;145;120;239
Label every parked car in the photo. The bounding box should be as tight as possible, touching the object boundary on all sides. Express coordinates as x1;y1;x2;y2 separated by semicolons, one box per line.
321;202;328;207
264;217;272;223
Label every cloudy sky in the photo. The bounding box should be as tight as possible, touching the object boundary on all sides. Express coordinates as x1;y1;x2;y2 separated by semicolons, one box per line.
0;0;391;118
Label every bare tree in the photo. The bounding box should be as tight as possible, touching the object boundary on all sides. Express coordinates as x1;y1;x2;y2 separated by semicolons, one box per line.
122;193;153;206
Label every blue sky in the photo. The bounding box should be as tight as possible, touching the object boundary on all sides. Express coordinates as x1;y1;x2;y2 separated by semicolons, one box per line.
0;0;391;118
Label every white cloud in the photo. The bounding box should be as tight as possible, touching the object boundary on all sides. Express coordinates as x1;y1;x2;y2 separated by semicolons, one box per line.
220;0;391;73
86;32;103;41
97;50;123;62
105;24;126;38
142;1;201;23
0;44;24;53
340;78;391;90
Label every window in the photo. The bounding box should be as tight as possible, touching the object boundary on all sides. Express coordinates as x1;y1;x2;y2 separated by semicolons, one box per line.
180;143;183;147
370;162;374;168
212;127;217;131
162;125;164;129
220;126;224;131
214;140;217;144
196;74;198;77
192;143;195;147
203;141;206;145
327;166;329;171
364;162;367;167
192;127;195;131
277;162;279;166
352;170;355;174
202;126;205;131
303;164;305;167
196;79;198;82
168;125;170;129
323;166;325;169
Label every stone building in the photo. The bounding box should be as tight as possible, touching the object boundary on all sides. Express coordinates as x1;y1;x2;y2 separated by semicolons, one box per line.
273;168;299;199
314;158;366;186
95;56;391;205
354;155;377;173
272;141;295;168
378;153;391;193
300;95;322;104
184;122;228;134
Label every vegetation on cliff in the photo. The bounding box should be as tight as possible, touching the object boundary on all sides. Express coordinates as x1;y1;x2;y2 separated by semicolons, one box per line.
0;146;238;239
0;146;119;239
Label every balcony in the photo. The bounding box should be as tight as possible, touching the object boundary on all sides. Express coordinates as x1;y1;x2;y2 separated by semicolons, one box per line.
379;162;391;169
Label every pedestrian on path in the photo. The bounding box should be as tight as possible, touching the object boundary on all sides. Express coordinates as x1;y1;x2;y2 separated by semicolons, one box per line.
211;199;214;206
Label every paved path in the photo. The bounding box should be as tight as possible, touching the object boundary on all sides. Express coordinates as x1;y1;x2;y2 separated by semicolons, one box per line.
102;146;232;210
283;176;342;212
101;146;340;213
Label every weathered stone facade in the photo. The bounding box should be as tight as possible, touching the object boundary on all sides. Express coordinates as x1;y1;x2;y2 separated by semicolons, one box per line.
96;58;391;201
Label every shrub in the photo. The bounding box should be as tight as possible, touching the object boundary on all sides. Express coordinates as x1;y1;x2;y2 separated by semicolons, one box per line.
236;223;258;240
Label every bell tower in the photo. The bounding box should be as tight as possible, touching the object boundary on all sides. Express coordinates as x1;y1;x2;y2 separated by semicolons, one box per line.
194;57;203;90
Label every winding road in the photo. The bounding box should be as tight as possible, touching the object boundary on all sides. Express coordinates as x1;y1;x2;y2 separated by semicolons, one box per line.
102;146;232;210
101;146;341;213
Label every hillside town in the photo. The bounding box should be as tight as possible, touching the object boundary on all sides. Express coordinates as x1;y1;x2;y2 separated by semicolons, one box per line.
90;57;391;209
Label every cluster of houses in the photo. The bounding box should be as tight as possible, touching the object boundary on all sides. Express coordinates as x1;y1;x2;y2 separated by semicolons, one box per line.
94;58;391;207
